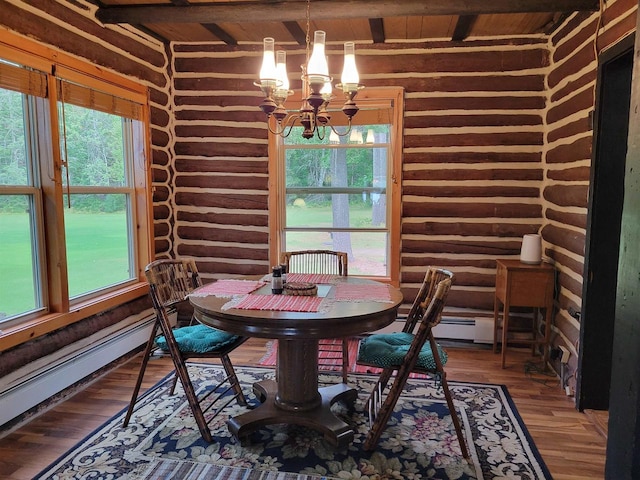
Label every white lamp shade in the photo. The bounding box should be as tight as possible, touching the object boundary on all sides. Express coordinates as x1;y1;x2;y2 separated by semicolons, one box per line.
260;37;277;86
307;31;329;83
341;41;359;90
366;129;375;143
275;50;289;92
520;234;542;264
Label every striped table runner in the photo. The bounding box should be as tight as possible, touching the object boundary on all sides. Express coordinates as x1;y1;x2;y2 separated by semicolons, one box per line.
285;273;337;284
233;294;323;312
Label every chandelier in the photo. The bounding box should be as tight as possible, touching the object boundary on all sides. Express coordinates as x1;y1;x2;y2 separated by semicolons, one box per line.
255;1;363;140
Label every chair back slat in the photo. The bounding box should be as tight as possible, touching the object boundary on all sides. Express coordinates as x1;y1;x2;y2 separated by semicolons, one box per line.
410;277;452;356
403;267;453;333
145;259;202;309
281;250;348;276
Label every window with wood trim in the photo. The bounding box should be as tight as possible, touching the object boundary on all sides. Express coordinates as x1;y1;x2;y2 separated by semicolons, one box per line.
0;33;152;345
269;87;403;285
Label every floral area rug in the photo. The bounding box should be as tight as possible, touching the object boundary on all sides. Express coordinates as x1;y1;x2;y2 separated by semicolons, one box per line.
34;364;551;479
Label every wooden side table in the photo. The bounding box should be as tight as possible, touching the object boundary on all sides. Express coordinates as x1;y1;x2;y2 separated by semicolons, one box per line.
493;259;555;368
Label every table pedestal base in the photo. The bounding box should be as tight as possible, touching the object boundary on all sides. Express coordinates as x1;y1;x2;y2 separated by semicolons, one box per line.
227;379;358;448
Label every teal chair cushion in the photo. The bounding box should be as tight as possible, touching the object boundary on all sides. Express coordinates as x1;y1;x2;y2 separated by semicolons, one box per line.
156;324;240;354
357;332;448;371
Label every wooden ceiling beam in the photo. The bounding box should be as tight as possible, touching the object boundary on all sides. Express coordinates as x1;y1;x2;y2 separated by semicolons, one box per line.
168;0;237;44
96;0;600;25
452;15;478;41
131;23;170;44
369;18;385;44
202;23;238;45
283;21;307;45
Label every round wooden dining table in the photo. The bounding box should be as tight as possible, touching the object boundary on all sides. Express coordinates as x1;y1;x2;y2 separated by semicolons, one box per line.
189;276;403;448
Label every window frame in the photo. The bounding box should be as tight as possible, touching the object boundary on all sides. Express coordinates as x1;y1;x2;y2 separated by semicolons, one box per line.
268;86;403;286
0;30;153;351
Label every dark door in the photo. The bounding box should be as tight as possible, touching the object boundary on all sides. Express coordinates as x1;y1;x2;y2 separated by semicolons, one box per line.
577;34;634;411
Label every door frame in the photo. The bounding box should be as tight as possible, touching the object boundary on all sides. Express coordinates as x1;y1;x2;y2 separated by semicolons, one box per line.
576;33;635;411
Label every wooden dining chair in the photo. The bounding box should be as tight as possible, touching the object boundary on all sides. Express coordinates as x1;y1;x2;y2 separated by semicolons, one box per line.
122;258;248;443
280;250;350;382
356;268;469;457
282;249;349;277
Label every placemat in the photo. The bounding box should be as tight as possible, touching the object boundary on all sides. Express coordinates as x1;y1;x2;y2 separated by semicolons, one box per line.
230;294;323;312
333;283;392;302
188;279;265;298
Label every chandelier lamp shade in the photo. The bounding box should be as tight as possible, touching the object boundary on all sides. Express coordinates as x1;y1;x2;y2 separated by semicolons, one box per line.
256;31;364;140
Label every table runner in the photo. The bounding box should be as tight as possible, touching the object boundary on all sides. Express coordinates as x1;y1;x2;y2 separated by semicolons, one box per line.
188;279;265;298
228;294;324;312
285;273;338;284
333;283;393;302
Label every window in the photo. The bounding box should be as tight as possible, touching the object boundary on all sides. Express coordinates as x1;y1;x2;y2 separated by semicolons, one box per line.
57;79;142;300
269;88;403;284
0;32;152;347
0;75;44;319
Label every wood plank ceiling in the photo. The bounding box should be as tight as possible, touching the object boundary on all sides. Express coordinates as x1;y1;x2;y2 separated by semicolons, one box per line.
93;0;600;45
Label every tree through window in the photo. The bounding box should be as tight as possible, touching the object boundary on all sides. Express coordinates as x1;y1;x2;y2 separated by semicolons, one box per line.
271;87;403;283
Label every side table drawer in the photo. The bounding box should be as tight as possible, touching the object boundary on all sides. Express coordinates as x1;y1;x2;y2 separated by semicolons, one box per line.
508;270;553;306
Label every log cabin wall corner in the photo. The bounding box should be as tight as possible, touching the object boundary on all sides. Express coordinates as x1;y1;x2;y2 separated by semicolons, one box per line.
542;0;637;394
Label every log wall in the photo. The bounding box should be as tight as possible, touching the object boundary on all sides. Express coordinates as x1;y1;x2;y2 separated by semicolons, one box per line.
170;38;549;315
544;0;637;374
170;3;637;362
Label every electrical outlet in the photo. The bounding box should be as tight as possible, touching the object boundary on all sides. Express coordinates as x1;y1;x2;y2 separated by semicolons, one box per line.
559;346;570;364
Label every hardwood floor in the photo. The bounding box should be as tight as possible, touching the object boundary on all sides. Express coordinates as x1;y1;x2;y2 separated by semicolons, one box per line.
0;339;606;479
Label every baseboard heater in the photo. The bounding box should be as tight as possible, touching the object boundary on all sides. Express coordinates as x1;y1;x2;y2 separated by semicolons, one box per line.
0;312;154;429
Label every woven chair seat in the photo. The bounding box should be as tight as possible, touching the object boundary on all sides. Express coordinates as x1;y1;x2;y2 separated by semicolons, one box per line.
157;324;241;354
358;332;448;371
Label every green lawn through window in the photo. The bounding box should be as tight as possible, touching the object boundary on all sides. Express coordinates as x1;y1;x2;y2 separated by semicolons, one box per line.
0;212;130;320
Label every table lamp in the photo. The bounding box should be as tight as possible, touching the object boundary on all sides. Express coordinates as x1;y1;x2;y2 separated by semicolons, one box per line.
520;234;542;264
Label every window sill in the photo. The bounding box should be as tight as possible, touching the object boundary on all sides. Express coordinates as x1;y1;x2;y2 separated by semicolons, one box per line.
0;282;149;352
